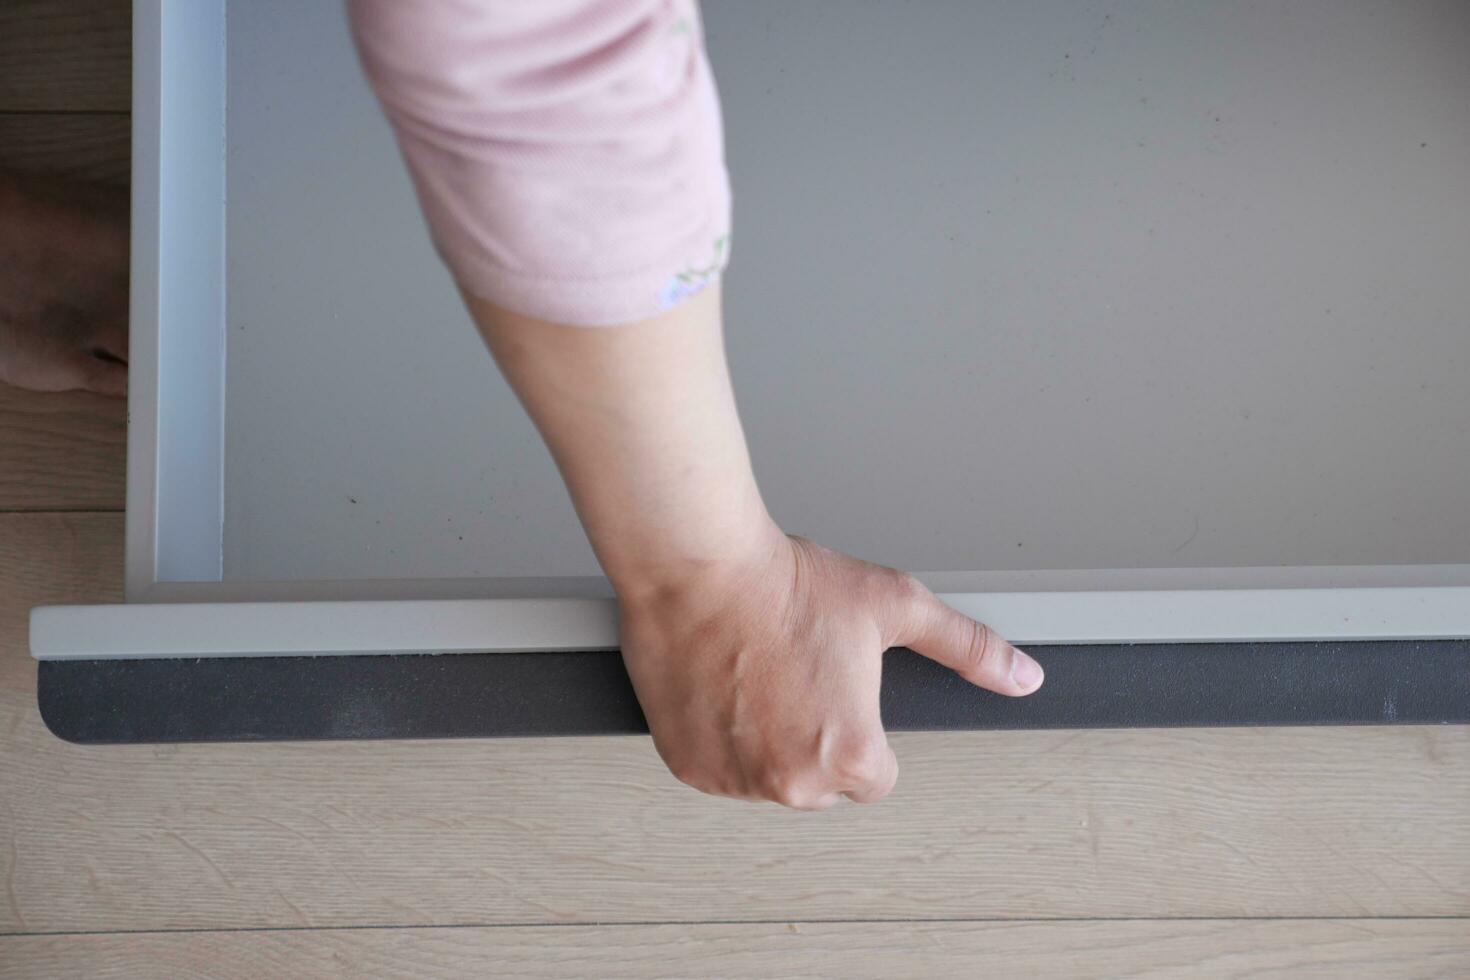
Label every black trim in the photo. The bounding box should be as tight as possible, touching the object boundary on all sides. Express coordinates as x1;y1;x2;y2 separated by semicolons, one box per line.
37;640;1470;743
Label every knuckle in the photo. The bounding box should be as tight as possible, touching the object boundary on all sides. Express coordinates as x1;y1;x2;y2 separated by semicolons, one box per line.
879;568;928;604
763;777;802;809
863;778;897;803
895;571;930;601
960;620;1000;676
873;569;932;643
832;735;889;784
761;770;821;810
784;791;835;812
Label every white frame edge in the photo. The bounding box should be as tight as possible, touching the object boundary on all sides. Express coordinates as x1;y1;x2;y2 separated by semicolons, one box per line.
30;587;1470;660
127;0;229;601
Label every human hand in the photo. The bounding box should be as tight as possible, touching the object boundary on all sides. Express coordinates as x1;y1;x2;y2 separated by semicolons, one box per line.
0;173;129;397
0;297;128;397
618;526;1045;809
467;291;1040;810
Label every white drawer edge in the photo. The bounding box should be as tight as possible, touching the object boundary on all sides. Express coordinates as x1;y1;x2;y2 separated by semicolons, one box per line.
129;0;229;599
29;587;1470;660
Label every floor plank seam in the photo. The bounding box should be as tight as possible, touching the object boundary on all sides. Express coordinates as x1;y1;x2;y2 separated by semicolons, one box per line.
4;915;1469;939
0;109;130;118
0;508;125;516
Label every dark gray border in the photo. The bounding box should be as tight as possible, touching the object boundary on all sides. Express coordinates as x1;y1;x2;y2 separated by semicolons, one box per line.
37;641;1470;743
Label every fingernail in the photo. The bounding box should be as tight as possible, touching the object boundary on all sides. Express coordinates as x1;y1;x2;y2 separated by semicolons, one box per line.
1010;648;1044;691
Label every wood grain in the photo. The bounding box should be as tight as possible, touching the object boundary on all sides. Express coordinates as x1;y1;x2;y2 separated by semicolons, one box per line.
4;516;1469;935
0;514;122;696
0;384;126;512
0;113;129;185
0;0;130;113
2;919;1467;980
0;4;132;515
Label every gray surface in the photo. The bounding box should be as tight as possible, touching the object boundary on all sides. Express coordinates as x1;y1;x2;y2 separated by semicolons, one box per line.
224;0;1470;586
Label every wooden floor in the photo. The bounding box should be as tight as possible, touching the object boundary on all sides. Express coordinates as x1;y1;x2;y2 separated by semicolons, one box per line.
1;4;1466;977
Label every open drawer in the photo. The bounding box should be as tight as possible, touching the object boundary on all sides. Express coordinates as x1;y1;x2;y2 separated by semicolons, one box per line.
30;0;1470;741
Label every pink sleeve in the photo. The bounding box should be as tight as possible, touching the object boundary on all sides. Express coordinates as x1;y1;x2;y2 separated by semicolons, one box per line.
346;0;731;326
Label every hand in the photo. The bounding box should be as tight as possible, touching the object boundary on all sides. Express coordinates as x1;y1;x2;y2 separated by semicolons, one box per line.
0;298;128;397
465;291;1041;810
618;525;1045;809
0;173;129;397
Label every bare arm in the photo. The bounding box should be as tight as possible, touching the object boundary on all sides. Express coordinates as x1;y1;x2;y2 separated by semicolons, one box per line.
350;0;1043;807
468;286;1044;808
470;286;769;593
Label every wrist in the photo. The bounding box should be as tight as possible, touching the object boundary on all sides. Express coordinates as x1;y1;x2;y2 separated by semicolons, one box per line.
600;500;788;606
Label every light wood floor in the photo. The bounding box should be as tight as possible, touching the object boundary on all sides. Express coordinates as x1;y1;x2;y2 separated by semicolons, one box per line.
0;4;1466;977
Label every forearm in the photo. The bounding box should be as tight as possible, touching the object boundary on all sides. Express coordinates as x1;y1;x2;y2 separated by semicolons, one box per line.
465;286;780;599
356;0;1041;809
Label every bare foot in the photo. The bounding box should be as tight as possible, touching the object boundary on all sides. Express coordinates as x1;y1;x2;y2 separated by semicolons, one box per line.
0;171;129;397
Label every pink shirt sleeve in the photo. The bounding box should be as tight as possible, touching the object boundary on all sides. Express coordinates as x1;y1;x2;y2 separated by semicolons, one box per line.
346;0;731;326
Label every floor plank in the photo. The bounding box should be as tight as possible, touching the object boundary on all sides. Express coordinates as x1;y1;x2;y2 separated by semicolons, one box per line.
2;919;1467;980
0;112;129;185
0;514;122;696
0;384;127;512
0;0;130;113
4;514;1468;934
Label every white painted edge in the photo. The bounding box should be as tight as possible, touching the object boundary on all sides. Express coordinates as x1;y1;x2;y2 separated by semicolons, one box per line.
127;0;229;599
29;588;1470;660
122;563;1470;605
125;0;163;601
32;599;620;660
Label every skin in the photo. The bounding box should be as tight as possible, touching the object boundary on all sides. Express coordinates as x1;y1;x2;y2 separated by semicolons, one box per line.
469;285;1045;809
0;175;1044;809
0;172;129;397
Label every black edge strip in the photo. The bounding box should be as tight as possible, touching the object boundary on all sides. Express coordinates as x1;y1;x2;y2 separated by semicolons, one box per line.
37;641;1470;744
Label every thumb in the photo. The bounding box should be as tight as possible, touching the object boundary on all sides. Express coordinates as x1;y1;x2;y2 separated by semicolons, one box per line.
884;580;1044;697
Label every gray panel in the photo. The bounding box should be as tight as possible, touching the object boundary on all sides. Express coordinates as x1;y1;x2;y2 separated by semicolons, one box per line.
223;1;1470;584
223;0;589;581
